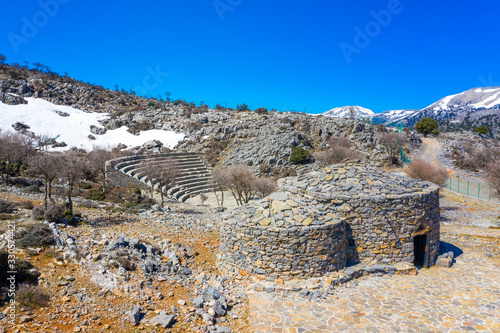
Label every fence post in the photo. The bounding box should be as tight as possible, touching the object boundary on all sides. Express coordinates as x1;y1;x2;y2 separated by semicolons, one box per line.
467;181;469;196
478;183;480;199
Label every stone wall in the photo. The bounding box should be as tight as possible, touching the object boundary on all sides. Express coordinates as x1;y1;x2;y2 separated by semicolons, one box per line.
343;190;440;265
218;161;440;279
219;214;346;279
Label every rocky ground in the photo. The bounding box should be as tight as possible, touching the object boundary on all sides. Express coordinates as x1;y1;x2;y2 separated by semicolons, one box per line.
1;179;500;333
0;190;251;333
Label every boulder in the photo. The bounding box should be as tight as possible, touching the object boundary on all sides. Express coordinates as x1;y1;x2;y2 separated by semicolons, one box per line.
150;310;176;328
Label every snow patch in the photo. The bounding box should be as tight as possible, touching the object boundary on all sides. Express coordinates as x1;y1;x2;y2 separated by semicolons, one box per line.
0;98;185;151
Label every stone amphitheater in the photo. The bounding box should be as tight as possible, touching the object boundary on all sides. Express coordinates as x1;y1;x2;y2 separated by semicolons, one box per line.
218;160;440;280
106;152;213;202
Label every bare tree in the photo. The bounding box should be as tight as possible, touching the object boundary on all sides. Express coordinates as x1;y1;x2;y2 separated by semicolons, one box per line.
27;153;63;209
0;131;34;182
211;167;228;207
315;136;357;166
487;161;500;198
61;151;89;214
378;132;408;165
224;164;256;205
253;177;277;198
139;157;180;207
88;147;119;192
35;133;54;152
0;54;6;65
200;193;208;206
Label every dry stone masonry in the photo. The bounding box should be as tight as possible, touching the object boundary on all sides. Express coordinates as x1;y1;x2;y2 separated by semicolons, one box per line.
218;161;440;279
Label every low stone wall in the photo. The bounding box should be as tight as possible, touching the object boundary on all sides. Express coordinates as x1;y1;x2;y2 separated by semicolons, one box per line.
219;216;346;279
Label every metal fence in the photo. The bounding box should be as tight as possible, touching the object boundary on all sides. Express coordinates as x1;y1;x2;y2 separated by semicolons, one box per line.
447;177;499;203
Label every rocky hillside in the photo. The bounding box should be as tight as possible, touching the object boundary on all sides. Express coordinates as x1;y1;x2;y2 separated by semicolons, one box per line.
0;64;420;170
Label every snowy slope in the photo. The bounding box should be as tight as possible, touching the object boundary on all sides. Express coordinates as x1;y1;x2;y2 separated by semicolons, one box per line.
0;98;185;151
371;109;420;125
424;87;500;111
322;105;375;119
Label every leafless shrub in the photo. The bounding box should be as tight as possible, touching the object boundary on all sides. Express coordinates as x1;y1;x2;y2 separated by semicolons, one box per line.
487;161;500;198
21;200;34;210
452;145;500;172
378;132;408;165
60;150;90;214
205;138;229;167
139;157;180;207
88;147;122;192
223;164;256;205
212;167;228;207
0;131;34;182
315;136;358;166
31;206;45;220
253;177;277;198
259;163;273;175
43;204;65;223
200;193;208;205
274;167;297;179
405;159;449;186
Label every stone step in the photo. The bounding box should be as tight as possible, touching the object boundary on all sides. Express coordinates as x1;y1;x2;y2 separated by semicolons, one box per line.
173;184;214;200
116;158;206;172
108;152;213;202
178;188;213;202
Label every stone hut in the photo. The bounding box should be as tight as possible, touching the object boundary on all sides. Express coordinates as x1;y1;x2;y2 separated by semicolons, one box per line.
218;161;440;279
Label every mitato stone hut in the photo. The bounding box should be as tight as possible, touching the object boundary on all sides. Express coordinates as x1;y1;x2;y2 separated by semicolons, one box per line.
218;161;440;279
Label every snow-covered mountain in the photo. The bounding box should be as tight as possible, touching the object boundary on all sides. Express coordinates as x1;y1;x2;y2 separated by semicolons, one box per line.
322;87;500;136
371;109;420;125
425;87;500;111
322;105;375;119
401;87;500;133
0;97;185;151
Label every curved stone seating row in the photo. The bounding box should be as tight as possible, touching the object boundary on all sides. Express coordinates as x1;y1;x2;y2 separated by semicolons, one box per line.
106;153;214;202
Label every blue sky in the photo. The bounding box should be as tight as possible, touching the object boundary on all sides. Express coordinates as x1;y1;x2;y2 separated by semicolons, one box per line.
1;0;499;114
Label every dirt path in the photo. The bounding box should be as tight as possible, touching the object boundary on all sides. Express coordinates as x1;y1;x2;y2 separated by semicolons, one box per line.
419;137;442;164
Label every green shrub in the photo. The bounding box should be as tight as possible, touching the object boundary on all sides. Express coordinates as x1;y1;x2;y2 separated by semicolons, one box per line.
16;284;50;310
290;146;311;164
85;188;106;201
77;200;97;209
474;126;489;135
22;185;41;194
79;182;92;190
0;199;16;214
15;224;55;249
415;118;439;137
0;252;39;287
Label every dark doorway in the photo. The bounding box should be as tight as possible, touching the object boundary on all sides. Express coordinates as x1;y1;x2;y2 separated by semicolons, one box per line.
414;234;428;267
